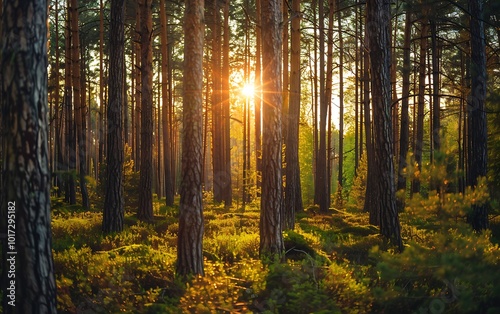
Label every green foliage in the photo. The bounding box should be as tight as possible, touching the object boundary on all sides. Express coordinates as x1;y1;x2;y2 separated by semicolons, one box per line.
298;122;315;204
324;262;374;313
179;260;266;313
347;153;367;212
54;245;177;313
372;176;500;313
51;180;500;313
255;261;340;314
52;212;103;251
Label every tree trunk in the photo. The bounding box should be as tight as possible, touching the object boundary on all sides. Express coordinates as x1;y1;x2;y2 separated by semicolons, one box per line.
363;23;376;223
255;0;262;193
211;3;224;204
134;7;141;171
284;0;303;230
315;0;329;213
412;18;429;195
1;1;57;310
160;0;174;206
396;11;412;211
222;0;232;206
337;0;344;193
70;0;89;209
467;0;488;231
138;0;154;221
430;18;441;158
103;0;125;233
325;0;334;202
177;0;205;277
260;0;285;259
366;0;402;251
98;0;105;174
65;0;76;205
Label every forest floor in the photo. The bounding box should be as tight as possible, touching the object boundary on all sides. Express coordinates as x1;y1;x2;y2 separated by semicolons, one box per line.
51;195;500;314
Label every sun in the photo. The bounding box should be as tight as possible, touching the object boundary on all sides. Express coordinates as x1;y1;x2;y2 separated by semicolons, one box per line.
241;82;255;97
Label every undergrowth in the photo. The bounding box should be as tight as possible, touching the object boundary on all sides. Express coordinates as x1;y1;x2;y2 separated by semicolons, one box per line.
52;178;500;313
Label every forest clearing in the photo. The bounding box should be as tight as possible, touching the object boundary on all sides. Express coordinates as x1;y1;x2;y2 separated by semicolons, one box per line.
2;0;500;312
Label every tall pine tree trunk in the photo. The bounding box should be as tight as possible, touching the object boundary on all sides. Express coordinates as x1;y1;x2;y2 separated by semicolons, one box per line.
222;0;232;206
260;0;285;259
467;0;488;231
103;0;125;233
138;0;154;221
160;0;174;206
1;1;57;310
177;0;205;277
65;0;76;205
366;0;402;250
284;0;303;230
70;0;89;209
315;0;329;213
412;17;429;195
397;11;412;211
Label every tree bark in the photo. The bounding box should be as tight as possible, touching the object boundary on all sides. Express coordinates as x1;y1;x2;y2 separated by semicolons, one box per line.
467;0;488;231
1;0;57;310
255;0;263;193
337;0;345;194
70;0;89;209
366;0;403;251
65;0;76;205
430;18;441;158
222;0;232;206
177;0;205;277
138;0;154;221
103;0;125;233
160;0;174;206
412;17;429;195
284;0;303;230
397;11;412;211
363;22;376;223
260;0;285;259
315;0;329;213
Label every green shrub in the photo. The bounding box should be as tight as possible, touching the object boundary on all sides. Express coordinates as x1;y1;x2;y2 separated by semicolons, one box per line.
254;261;340;314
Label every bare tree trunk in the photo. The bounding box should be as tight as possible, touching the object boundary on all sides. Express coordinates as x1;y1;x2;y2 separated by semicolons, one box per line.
315;0;329;213
363;22;376;223
412;17;429;195
138;0;154;221
177;0;205;277
65;0;76;205
337;0;344;193
211;3;224;204
260;0;285;259
98;0;105;174
222;0;232;206
284;0;303;230
70;0;89;209
366;0;402;251
467;0;488;231
103;0;125;233
160;0;174;206
397;11;412;211
134;7;141;171
325;0;334;201
430;18;441;158
1;1;57;310
255;0;262;193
